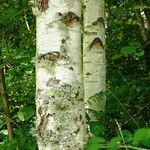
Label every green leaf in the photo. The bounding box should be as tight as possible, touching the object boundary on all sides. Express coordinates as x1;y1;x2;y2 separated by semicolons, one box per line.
141;137;150;148
134;51;144;57
127;18;133;25
1;129;8;135
89;121;105;137
107;137;121;150
0;139;17;150
121;46;136;55
112;54;123;60
87;137;106;150
129;41;141;47
17;105;35;121
132;128;150;148
116;129;133;144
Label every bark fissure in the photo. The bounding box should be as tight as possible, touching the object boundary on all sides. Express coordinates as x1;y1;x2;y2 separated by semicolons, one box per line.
37;0;49;12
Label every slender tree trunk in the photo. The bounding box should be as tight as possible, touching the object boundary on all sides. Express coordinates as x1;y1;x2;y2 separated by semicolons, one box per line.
83;0;106;121
33;0;88;149
0;50;13;140
133;0;150;72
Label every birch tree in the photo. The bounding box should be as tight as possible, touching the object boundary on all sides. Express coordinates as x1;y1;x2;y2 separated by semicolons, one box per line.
32;0;88;149
83;0;106;120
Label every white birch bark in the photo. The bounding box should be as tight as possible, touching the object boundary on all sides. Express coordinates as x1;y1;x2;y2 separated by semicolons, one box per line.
83;0;106;120
33;0;88;149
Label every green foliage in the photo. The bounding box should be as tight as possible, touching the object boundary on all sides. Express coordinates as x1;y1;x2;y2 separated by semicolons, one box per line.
0;0;150;149
116;129;133;143
0;139;17;150
107;137;121;150
132;128;150;147
86;137;106;150
105;1;150;146
121;45;136;55
89;122;105;137
111;54;123;60
0;0;36;149
86;127;150;149
17;105;35;121
14;128;37;150
112;41;143;60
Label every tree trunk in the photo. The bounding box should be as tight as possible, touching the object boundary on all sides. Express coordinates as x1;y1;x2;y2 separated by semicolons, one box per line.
33;0;88;149
83;0;106;121
133;0;150;72
0;49;13;140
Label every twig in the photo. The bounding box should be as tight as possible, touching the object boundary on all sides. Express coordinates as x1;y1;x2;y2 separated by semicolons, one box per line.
0;112;20;128
109;90;139;128
115;119;128;150
99;144;150;150
24;14;30;31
